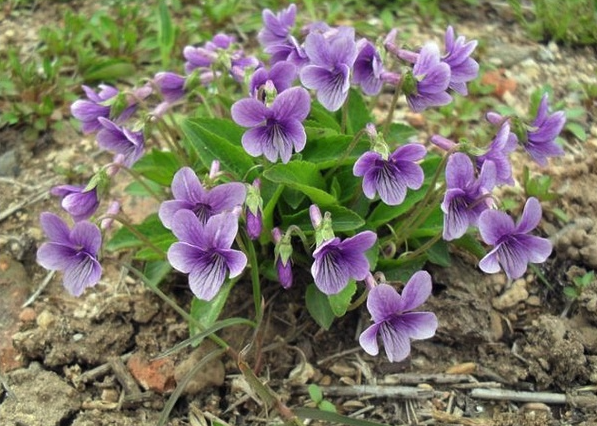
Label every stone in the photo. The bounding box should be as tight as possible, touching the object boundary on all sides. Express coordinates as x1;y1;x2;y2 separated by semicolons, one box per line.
174;345;225;395
127;352;176;394
492;279;528;311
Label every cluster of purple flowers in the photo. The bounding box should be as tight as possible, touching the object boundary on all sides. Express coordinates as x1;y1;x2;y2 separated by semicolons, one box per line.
36;3;567;368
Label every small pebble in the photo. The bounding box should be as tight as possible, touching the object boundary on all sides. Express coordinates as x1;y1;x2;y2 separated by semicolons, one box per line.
36;310;56;329
19;308;37;322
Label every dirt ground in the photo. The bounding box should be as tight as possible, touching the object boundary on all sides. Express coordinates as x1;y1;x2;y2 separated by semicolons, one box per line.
1;2;597;426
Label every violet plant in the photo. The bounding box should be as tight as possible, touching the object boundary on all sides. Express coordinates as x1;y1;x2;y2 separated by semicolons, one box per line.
36;4;566;423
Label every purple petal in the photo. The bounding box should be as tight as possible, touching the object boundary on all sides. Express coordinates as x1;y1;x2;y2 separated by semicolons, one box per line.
445;153;474;189
300;65;350;112
203;212;239;249
479;249;501;274
392;144;427;162
207;182;247;214
413;43;441;77
395;270;432;312
63;254;102;297
171;167;206;204
170;209;207;247
188;254;227;301
272;87;311;121
419;62;451;94
379;322;411;363
40;212;71;244
375;165;407;205
303;32;332;67
242;126;268;158
395;161;424;190
366;284;403;323
516;197;542;234
517;234;552;263
231;98;269;127
70;221;102;254
37;242;77;270
529;112;566;142
311;243;351;295
218;248;247;278
267;61;298;93
353;151;381;177
495;240;530;280
441;189;471;241
478;209;515;246
159;200;195;230
359;323;381;356
62;191;99;222
168;242;204;274
399;312;438;340
340;231;377;254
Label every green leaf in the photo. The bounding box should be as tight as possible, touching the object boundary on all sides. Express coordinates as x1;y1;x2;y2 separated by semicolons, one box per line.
308;102;341;132
263;161;337;205
158;0;175;68
182;118;254;180
305;283;335;330
318;400;337;413
452;233;486;259
83;59;136;82
328;280;356;317
308;384;323;403
124;180;163;197
132;149;181;186
301;134;368;169
105;213;171;253
344;88;372;134
282;204;365;232
367;187;427;229
425;239;451;267
377;257;427;282
189;279;236;345
563;286;579;299
566;122;587;141
143;261;172;287
188;117;245;148
385;122;418;142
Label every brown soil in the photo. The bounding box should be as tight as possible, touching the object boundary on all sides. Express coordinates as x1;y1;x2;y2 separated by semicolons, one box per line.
1;2;597;426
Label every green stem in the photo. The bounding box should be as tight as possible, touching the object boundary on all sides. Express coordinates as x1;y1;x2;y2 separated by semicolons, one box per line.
119;261;231;351
107;214;166;259
347;288;370;312
403;232;443;260
115;165;165;202
382;77;404;136
242;229;262;322
323;128;367;180
341;95;349;134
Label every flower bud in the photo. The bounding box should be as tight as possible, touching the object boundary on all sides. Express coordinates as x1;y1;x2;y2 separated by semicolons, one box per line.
245;179;263;240
101;201;121;230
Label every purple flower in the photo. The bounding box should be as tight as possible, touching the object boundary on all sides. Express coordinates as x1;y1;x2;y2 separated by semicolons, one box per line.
359;271;438;362
479;197;552;280
245;179;263;240
258;4;297;48
71;85;136;134
231;87;310;163
405;43;452;112
311;231;377;295
96;117;144;167
159;167;246;229
300;27;358;111
273;227;293;289
51;184;100;222
167;210;247;301
441;153;496;241
441;26;479;96
37;213;102;297
476;121;517;185
525;94;566;166
353;39;384;96
353;144;426;206
153;72;186;103
184;33;259;79
249;61;297;98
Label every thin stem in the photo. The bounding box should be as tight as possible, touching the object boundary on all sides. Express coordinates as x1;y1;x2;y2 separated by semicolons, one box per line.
347;288;370;312
118;261;232;352
341;95;349;134
114;165;165;202
106;214;166;259
403;232;443;260
242;228;262;322
382;78;404;136
155;119;187;165
324;128;367;180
